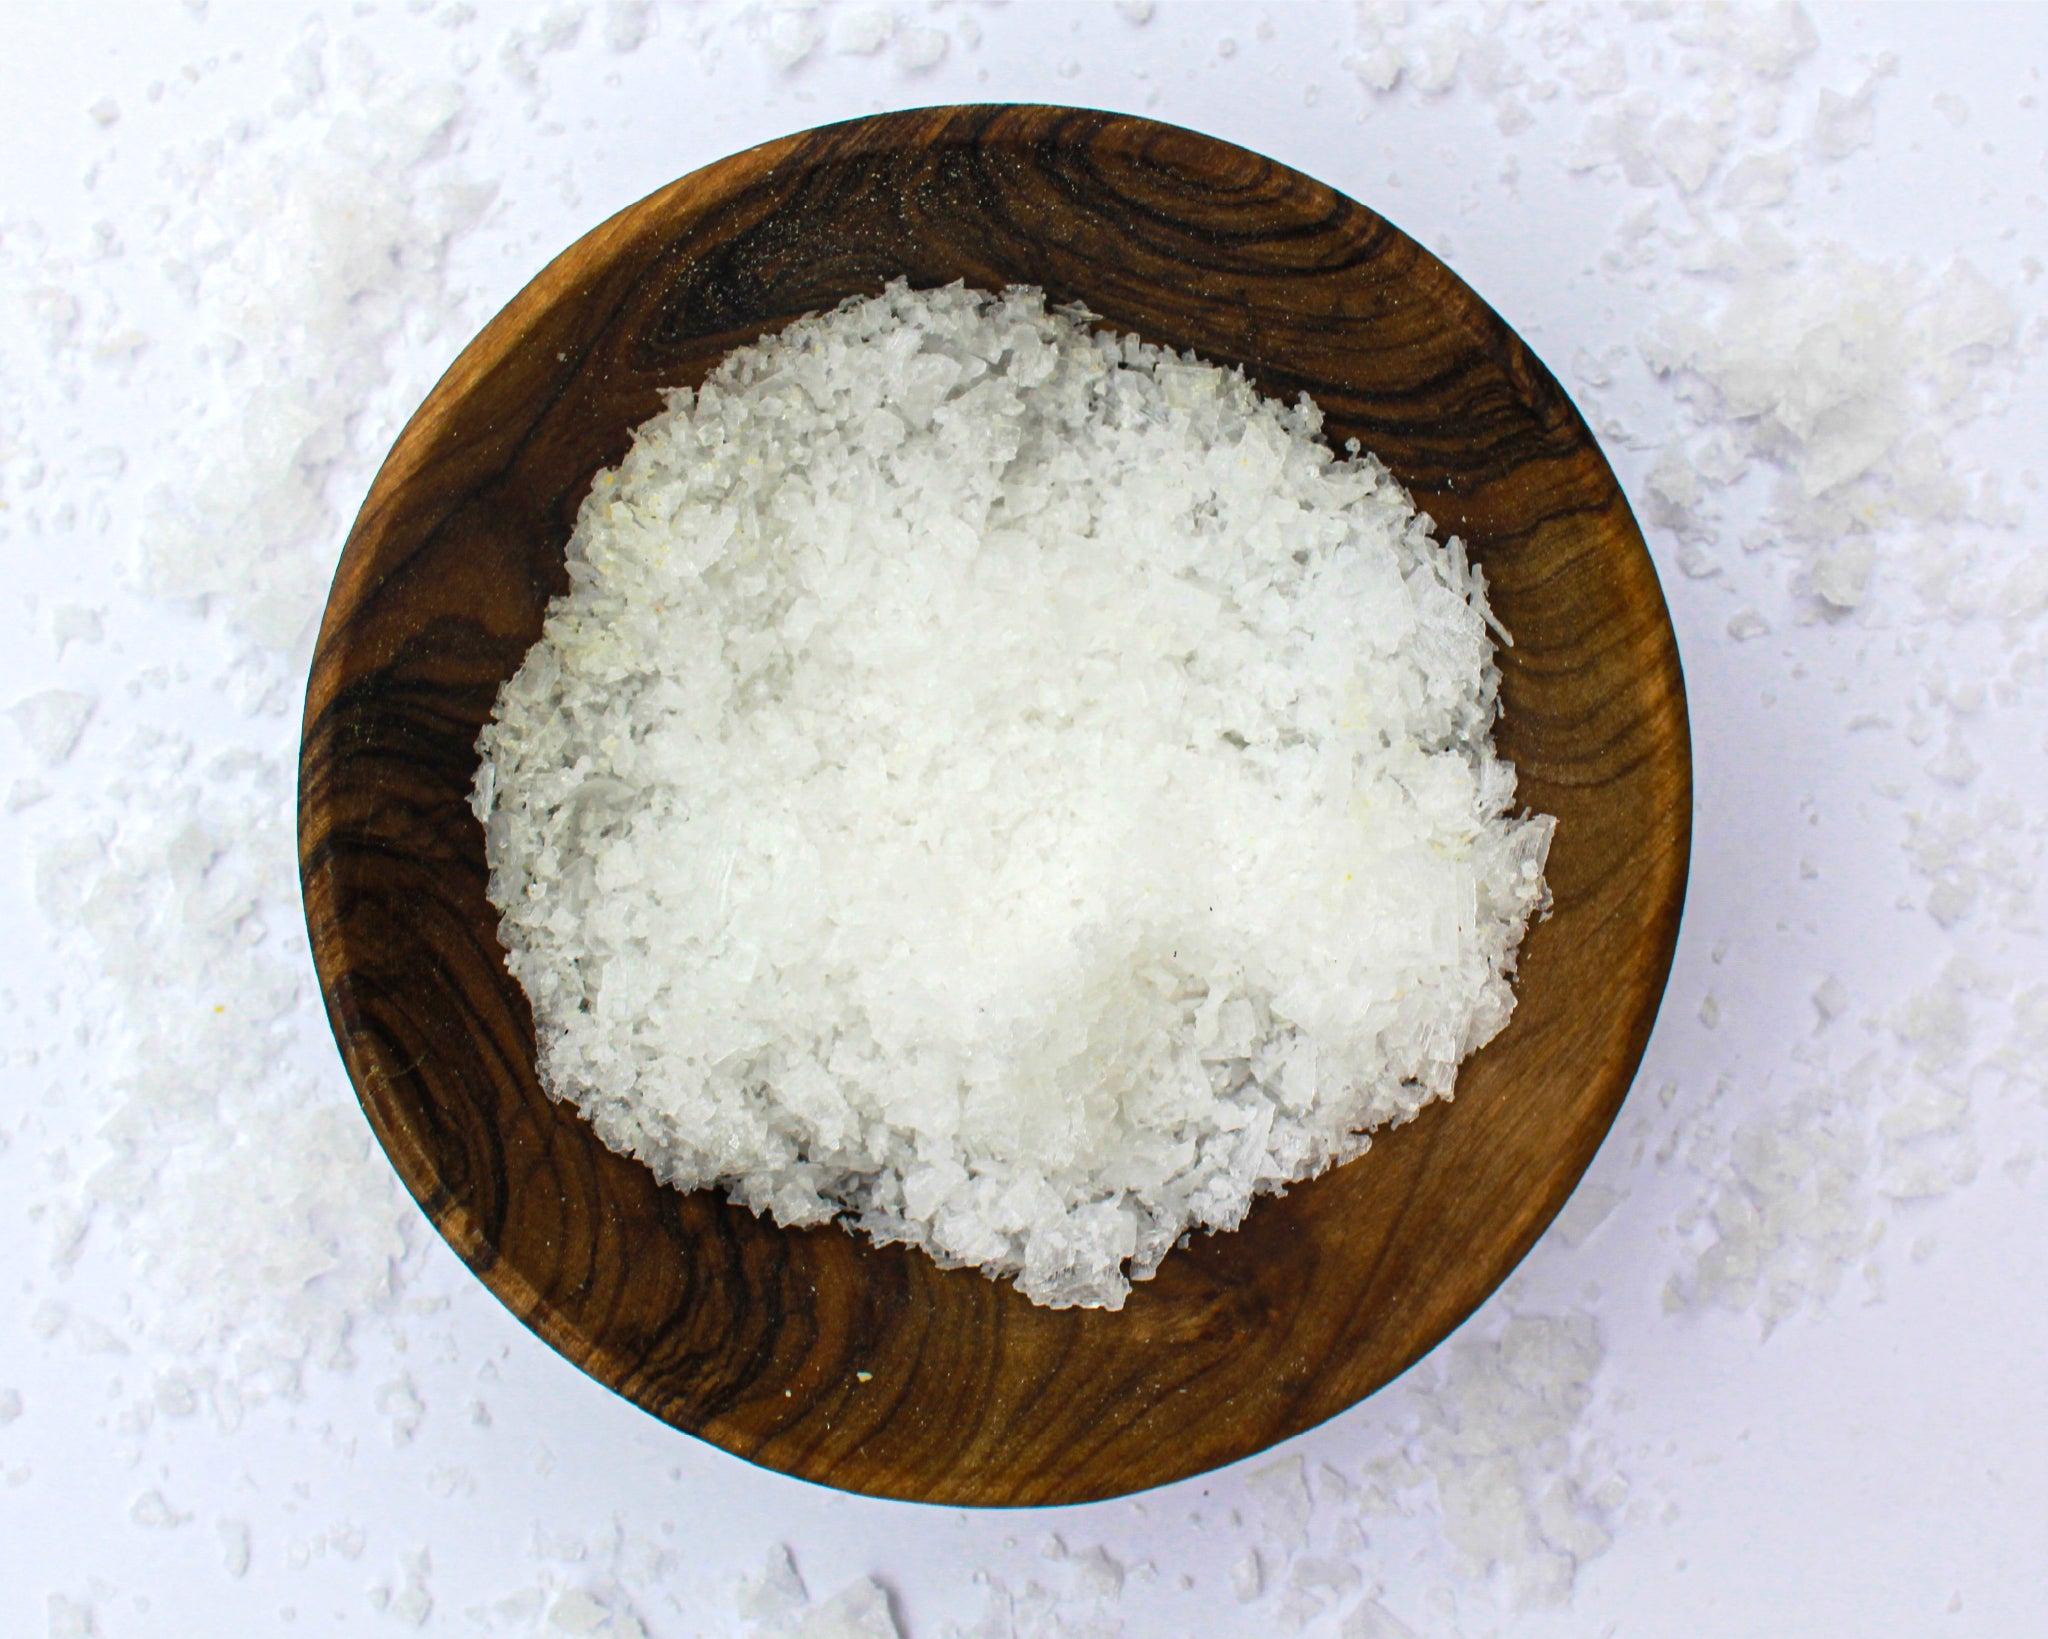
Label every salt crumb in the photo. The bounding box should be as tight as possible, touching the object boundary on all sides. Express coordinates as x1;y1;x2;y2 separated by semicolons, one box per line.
831;8;894;55
8;690;96;767
1555;1183;1624;1249
602;1;653;55
761;8;822;72
218;1518;252;1578
1247;1456;1313;1552
896;27;947;73
129;1488;191;1528
736;1545;808;1623
1341;1598;1419;1638
1812;81;1875;159
50;605;105;655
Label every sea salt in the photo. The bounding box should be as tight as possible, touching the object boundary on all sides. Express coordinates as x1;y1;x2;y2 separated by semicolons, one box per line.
8;4;2034;1625
477;280;1553;1310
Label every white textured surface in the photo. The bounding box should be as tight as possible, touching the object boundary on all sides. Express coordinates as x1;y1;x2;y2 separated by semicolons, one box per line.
477;280;1550;1311
1;4;2044;1636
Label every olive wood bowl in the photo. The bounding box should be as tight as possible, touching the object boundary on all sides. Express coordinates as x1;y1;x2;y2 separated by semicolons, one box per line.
300;105;1690;1507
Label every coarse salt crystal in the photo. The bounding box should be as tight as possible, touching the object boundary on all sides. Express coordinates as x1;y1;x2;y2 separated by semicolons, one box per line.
476;281;1553;1309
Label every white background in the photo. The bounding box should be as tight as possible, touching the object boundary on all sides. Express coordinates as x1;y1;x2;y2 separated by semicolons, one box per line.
1;4;2045;1637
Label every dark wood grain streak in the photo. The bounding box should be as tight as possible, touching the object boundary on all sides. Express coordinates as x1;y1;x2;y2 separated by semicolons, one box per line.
300;106;1690;1506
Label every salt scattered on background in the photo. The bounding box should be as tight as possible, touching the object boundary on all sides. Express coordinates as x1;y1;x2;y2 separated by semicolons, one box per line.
6;689;95;767
45;1594;97;1639
1643;247;2018;617
137;46;495;650
2;22;494;1420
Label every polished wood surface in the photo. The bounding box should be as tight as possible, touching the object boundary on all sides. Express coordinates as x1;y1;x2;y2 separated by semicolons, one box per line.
300;106;1690;1506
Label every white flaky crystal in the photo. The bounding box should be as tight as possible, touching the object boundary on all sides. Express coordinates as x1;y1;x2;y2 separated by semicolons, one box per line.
476;280;1553;1309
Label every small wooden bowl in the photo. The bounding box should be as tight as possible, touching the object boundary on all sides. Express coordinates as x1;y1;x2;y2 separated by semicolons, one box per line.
300;107;1689;1506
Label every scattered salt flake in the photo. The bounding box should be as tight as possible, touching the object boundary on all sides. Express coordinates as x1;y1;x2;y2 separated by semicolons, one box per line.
1813;975;1849;1026
1653;113;1730;194
1412;1312;1612;1604
786;1579;901;1639
832;8;894;54
737;1545;809;1623
1068;1546;1123;1601
1903;802;2032;932
1927;734;1980;788
602;1;653;54
1341;1598;1418;1639
1699;993;1721;1028
762;7;822;70
130;1488;191;1529
1813;81;1876;159
896;27;948;72
1645;237;2019;624
1811;536;1874;608
6;779;50;812
50;605;104;654
549;1589;609;1633
1247;1454;1313;1552
1672;1059;1876;1329
1554;1182;1624;1249
373;1550;434;1627
1230;1547;1264;1602
1720;151;1795;210
378;1374;425;1445
88;96;121;126
8;690;96;767
1726;611;1770;641
1290;1558;1363;1600
1350;43;1404;92
0;1387;20;1424
1878;1084;1977;1200
218;1518;251;1578
46;1594;97;1639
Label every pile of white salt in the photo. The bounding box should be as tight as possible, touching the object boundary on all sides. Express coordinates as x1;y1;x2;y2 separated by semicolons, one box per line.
474;280;1552;1309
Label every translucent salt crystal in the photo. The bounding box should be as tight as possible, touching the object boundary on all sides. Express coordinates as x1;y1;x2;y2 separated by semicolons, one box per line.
478;281;1552;1310
7;689;95;767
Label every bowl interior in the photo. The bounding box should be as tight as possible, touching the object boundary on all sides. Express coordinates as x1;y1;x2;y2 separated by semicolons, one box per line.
300;106;1689;1506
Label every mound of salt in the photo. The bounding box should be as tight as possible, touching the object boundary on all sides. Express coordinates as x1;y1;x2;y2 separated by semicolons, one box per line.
474;280;1553;1309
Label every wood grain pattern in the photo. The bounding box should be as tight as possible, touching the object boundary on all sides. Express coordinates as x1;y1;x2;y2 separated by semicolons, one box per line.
299;106;1690;1506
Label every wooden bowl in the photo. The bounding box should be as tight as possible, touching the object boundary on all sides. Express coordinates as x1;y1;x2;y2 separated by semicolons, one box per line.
300;106;1689;1506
